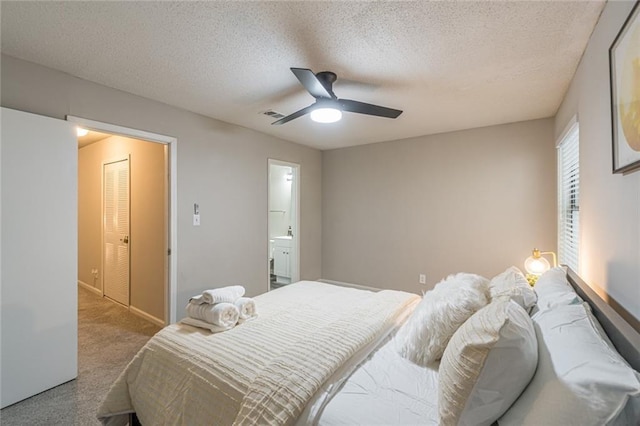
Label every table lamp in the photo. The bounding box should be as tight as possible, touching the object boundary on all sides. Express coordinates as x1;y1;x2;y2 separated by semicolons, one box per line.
524;248;557;285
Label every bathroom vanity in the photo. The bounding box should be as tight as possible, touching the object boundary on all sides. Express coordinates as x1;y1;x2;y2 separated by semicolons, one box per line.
273;236;292;284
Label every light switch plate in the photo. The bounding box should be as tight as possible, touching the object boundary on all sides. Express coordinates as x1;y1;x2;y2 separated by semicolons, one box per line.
193;214;200;226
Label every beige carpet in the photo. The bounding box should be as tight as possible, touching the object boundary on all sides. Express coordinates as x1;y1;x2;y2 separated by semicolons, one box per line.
0;286;161;425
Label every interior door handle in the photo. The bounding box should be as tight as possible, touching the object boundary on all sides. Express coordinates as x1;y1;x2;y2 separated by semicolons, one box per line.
121;236;129;244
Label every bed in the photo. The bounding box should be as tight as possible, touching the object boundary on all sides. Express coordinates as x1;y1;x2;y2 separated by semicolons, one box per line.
98;268;640;426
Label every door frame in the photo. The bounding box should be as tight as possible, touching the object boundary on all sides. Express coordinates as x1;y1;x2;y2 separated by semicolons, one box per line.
267;159;300;290
67;115;177;324
101;155;131;306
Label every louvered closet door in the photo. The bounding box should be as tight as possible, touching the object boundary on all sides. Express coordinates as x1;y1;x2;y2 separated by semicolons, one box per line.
103;158;130;306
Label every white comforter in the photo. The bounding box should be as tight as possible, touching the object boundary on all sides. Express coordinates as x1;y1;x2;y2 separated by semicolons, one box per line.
97;281;419;426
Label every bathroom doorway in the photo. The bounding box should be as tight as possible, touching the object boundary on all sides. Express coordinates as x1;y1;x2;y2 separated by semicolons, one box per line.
268;159;300;290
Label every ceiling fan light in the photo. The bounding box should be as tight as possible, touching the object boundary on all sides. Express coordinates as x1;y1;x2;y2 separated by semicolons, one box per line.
310;107;342;123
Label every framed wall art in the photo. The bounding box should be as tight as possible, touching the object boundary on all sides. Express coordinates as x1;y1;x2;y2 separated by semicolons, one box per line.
610;0;640;174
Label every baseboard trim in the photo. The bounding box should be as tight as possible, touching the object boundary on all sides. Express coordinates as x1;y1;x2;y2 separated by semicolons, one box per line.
78;280;102;296
129;305;165;327
318;279;381;292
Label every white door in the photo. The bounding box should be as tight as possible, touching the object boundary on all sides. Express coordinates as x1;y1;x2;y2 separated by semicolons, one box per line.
103;159;130;306
1;107;78;408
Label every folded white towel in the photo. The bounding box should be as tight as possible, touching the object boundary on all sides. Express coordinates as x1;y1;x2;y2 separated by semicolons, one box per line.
180;317;233;333
189;294;206;304
186;302;239;328
234;297;258;322
189;285;246;305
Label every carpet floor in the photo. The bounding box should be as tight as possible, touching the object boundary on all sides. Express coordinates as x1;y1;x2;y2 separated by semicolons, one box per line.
0;287;161;425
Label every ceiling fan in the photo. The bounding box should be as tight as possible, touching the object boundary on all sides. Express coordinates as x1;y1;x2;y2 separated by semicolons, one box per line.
271;68;403;125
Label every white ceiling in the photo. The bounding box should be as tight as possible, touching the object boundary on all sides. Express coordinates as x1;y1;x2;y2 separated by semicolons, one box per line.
1;1;605;150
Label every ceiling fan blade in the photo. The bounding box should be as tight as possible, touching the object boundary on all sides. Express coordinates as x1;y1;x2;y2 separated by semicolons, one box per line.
291;68;334;99
271;104;315;125
340;99;403;119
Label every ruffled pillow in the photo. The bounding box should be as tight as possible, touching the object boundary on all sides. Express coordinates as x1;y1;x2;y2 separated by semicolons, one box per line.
395;273;489;366
488;266;537;312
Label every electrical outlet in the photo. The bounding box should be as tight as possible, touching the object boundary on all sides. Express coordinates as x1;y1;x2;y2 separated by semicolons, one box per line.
419;274;426;284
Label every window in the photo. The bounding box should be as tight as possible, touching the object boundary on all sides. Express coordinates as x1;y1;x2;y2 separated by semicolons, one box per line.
558;123;579;271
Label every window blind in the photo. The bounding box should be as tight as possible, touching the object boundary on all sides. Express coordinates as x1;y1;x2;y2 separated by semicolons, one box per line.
558;124;580;271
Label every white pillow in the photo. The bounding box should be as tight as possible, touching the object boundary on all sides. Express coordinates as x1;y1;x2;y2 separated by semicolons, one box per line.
533;266;581;312
439;300;538;426
488;266;537;312
498;302;640;426
395;273;489;366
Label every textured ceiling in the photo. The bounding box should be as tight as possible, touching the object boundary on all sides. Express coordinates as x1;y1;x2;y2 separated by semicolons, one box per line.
1;1;605;150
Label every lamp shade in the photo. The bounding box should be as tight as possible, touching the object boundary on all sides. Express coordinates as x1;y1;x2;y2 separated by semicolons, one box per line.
524;255;551;275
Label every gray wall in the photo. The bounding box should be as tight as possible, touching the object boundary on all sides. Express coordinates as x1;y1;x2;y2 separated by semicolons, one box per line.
1;54;322;321
79;135;166;322
555;0;640;323
322;118;557;293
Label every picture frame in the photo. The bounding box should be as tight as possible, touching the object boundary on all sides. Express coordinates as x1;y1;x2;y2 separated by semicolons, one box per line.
609;0;640;174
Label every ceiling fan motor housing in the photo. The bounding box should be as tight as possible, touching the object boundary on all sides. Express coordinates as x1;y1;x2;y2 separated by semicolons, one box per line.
316;71;338;97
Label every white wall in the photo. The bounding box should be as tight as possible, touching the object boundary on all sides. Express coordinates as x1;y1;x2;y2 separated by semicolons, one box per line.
322;118;557;293
269;165;293;239
555;0;640;324
1;54;322;321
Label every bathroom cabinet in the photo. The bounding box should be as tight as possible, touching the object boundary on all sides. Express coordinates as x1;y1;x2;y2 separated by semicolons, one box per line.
273;236;292;283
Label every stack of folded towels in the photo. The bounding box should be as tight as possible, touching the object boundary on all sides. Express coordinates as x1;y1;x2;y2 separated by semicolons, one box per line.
181;285;258;333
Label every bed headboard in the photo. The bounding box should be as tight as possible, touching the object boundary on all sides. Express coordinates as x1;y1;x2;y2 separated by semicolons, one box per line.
566;267;640;371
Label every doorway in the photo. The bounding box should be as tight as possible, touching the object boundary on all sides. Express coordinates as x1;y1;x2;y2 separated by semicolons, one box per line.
268;159;300;290
69;115;177;324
